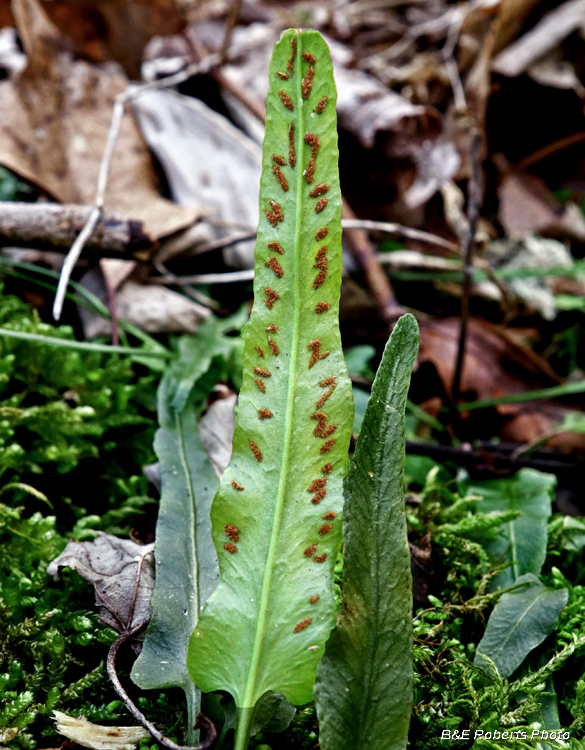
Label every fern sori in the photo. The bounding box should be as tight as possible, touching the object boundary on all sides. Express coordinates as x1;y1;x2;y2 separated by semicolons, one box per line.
187;28;352;749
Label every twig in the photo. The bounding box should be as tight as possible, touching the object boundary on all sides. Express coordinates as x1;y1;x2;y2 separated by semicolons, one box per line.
451;130;482;404
341;218;460;254
0;202;152;255
220;0;243;65
52;36;266;322
149;269;255;285
341;201;402;322
106;628;216;750
516;130;585;171
104;553;217;750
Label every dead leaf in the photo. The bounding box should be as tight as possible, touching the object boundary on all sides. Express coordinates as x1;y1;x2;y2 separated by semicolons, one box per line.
78;269;210;338
0;0;197;242
484;235;576;319
133;89;262;268
497;171;585;238
47;533;154;639
199;392;237;478
492;0;585;77
0;0;185;78
53;711;148;750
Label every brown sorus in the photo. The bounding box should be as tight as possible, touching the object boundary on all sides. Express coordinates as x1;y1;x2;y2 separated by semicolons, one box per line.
231;480;245;491
264;287;280;309
319;524;332;535
272;164;289;191
255;346;265;358
225;523;240;542
268;338;279;355
255;378;266;393
308;339;330;369
266;324;278;333
279;90;294;111
315;227;328;240
287;36;296;75
320;439;336;454
302;51;316;64
268;241;284;255
304;543;317;557
315;198;328;213
272;154;286;165
302;66;315;99
316;97;327;114
304;132;320;184
314;554;327;563
310;183;329;197
308;477;327;493
313;246;327;289
277;71;288;80
312;489;326;504
258;408;273;420
265;257;284;278
312;411;337;438
269;200;283;222
316;376;336;408
309;594;320;604
254;367;271;378
315;302;330;314
322;463;332;475
294;617;311;633
322;511;337;520
250;440;262;462
288;123;296;168
224;543;238;554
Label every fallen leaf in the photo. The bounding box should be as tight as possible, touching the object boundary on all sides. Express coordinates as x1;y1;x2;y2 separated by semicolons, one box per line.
198;393;237;478
53;711;148;750
47;533;154;639
419;317;585;447
0;0;197;242
497;171;585;239
133;89;262;268
0;0;185;78
78;271;210;338
484;235;576;319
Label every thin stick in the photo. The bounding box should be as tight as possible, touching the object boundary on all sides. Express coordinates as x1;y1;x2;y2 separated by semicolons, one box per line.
341;218;460;254
107;628;216;750
220;0;243;65
149;269;255;285
451;130;482;404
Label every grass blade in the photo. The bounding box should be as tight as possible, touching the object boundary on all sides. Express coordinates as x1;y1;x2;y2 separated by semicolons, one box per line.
187;29;353;750
315;313;419;750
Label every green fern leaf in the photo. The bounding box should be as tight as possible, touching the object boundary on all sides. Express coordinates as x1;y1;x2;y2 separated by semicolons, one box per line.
187;28;352;749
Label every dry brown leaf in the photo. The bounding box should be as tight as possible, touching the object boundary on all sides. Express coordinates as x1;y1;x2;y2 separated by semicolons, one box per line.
199;392;237;478
47;533;154;637
133;89;262;268
0;0;185;78
497;171;585;239
53;711;148;750
418;317;585;445
0;0;197;242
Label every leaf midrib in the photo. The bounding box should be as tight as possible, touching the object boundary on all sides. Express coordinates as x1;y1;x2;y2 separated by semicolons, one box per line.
241;32;305;711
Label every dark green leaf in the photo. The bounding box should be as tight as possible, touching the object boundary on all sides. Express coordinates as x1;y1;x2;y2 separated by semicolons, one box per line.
130;369;219;744
475;574;568;678
464;469;556;589
314;313;419;750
